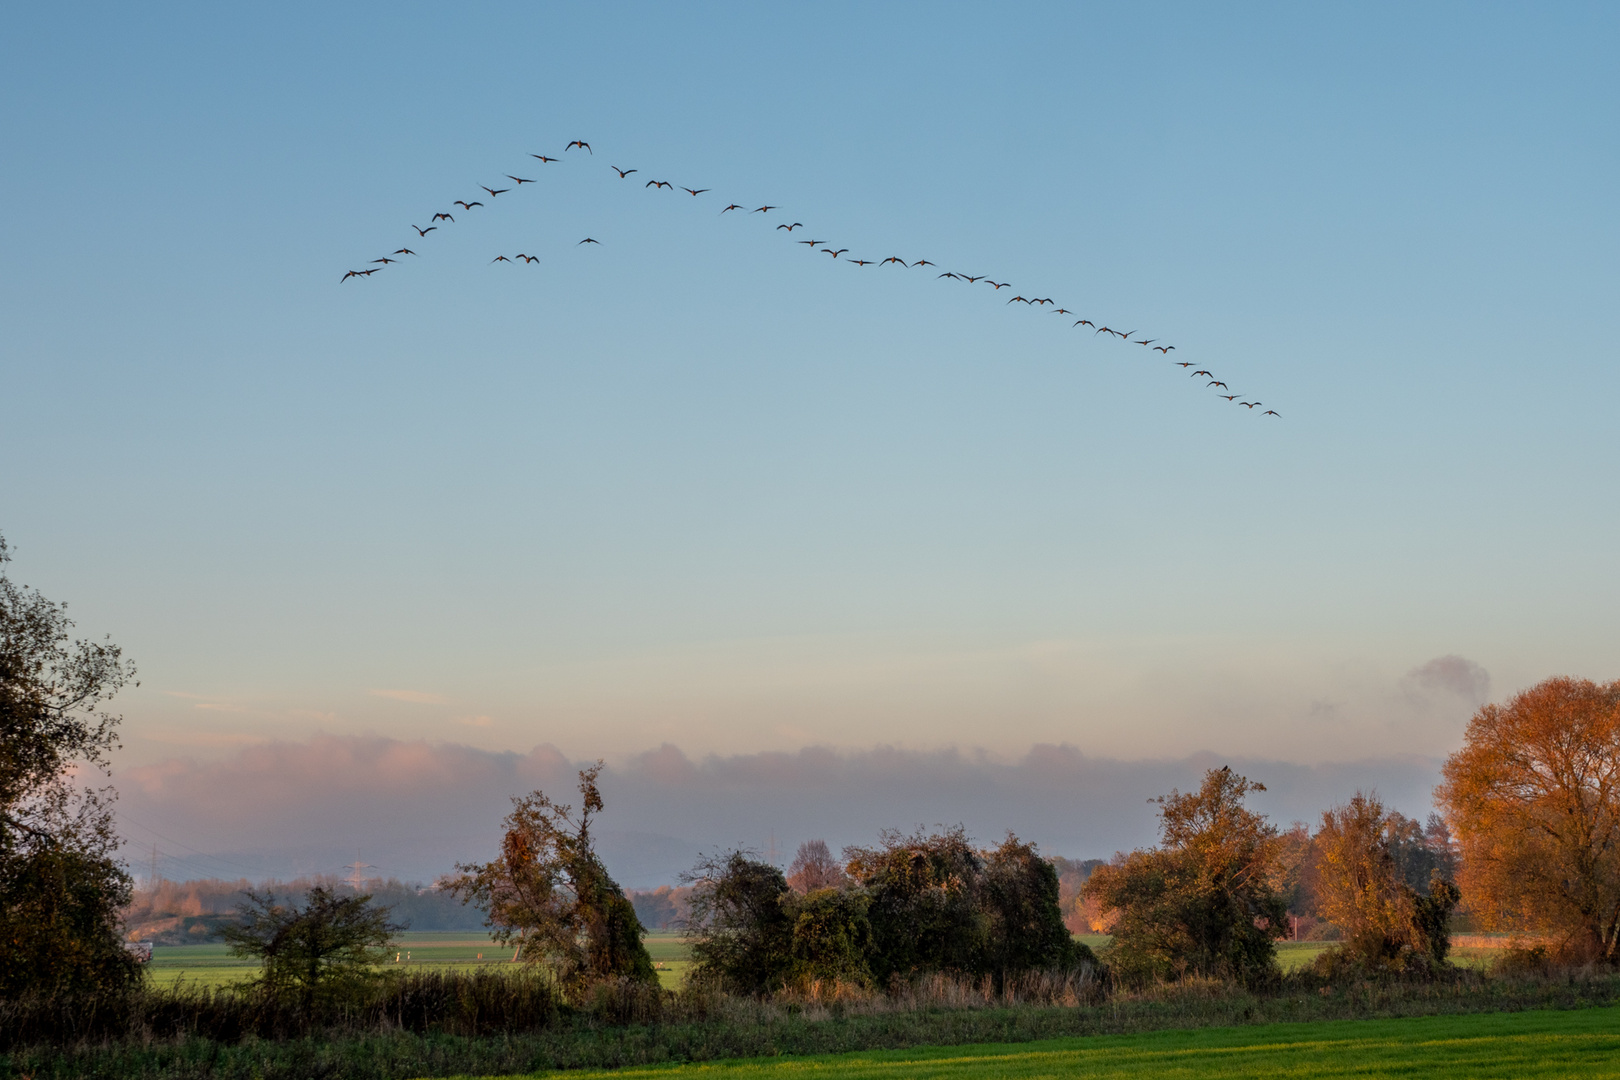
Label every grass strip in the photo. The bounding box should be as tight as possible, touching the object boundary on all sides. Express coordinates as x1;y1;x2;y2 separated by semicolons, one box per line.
499;1005;1620;1079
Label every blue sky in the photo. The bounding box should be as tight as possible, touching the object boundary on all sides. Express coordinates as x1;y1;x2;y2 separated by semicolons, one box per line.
3;1;1617;811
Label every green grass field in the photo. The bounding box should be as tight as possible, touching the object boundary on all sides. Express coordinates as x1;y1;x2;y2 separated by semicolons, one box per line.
488;1005;1620;1079
147;930;695;990
146;933;1501;990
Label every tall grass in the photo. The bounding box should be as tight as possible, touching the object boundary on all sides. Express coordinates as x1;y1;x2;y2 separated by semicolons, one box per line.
4;965;1620;1079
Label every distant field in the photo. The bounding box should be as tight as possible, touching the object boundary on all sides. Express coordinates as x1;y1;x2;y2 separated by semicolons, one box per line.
147;930;693;990
146;932;1504;989
492;1005;1620;1079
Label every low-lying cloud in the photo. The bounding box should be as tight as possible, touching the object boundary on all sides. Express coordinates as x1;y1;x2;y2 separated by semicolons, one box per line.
115;736;1446;889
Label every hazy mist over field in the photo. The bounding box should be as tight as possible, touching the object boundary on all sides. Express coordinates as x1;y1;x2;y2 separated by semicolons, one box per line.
116;733;1443;888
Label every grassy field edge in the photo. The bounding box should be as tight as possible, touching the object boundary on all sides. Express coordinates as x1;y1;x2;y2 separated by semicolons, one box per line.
8;971;1620;1080
487;1005;1620;1079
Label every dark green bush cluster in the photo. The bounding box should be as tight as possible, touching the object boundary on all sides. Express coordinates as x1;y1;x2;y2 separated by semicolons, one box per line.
685;829;1095;995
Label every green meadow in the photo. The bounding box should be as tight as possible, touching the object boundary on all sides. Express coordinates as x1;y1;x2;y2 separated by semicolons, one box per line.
147;930;694;990
487;1005;1620;1080
147;933;1501;991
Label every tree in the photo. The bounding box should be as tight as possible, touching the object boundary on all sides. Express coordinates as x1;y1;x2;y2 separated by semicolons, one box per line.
1438;676;1620;963
223;885;400;1008
1310;792;1459;974
980;835;1090;978
682;851;795;994
786;839;847;894
844;825;988;982
0;532;139;998
444;764;656;993
784;885;873;987
1083;767;1287;986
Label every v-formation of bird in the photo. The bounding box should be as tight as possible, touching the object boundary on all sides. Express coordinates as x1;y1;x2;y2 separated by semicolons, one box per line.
343;138;1278;418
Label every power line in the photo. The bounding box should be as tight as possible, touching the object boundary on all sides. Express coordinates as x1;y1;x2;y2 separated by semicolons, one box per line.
116;814;266;878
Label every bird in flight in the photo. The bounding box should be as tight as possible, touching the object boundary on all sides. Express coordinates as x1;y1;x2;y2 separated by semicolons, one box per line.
578;237;600;245
961;275;983;284
480;186;509;198
411;225;436;236
850;258;874;266
566;140;592;154
1096;326;1117;336
1153;345;1174;353
515;254;536;263
340;269;376;281
1209;381;1229;389
776;222;804;231
682;187;709;196
371;257;397;264
940;272;962;280
753;205;776;213
491;255;511;263
1263;410;1280;417
1115;330;1135;340
646;180;673;189
881;256;908;266
1008;295;1031;304
1074;319;1094;328
1220;394;1239;401
1240;400;1260;408
1192;370;1213;378
611;166;637;178
393;248;416;256
432;213;454;222
912;259;935;268
823;248;849;258
1176;361;1194;368
1135;339;1155;346
532;154;558;163
454;200;483;210
1052;308;1071;315
986;281;1009;290
721;203;744;213
506;175;535;185
1031;298;1053;306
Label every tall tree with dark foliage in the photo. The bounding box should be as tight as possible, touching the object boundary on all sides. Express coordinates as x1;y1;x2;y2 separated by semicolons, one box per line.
0;532;140;998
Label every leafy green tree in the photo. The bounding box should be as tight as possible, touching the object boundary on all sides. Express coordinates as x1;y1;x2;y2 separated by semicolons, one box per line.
845;826;988;983
0;532;140;998
785;886;873;987
223;885;401;1008
683;851;795;994
445;764;656;994
1084;767;1287;986
981;834;1092;979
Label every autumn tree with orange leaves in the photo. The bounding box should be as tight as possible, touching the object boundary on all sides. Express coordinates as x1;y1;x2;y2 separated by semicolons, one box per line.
1437;676;1620;964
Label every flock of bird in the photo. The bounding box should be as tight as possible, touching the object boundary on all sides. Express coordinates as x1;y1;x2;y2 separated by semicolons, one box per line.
343;139;1278;417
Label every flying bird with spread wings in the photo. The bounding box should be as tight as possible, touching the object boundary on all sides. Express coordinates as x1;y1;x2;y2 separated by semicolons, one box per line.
565;140;592;154
611;166;637;178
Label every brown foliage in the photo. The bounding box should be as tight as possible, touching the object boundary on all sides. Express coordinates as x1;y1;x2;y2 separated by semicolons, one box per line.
1437;675;1620;963
1311;791;1458;972
785;840;847;894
